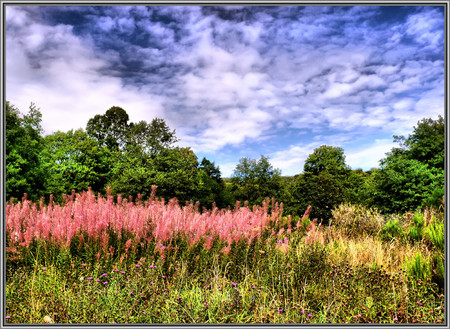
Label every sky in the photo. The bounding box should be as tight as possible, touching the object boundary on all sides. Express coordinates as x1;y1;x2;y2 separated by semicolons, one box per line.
5;5;445;177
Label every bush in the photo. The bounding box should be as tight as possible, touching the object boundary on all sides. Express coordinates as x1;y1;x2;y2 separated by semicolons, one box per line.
424;222;444;253
379;217;403;242
407;211;425;243
331;203;384;238
406;252;430;281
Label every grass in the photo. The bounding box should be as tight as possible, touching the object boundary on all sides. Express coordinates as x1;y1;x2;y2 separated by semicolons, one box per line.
5;197;446;324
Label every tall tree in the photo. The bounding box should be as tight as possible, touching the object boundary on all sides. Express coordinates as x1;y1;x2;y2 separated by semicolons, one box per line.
86;106;130;150
230;155;282;206
195;158;231;209
127;118;178;155
40;129;112;200
6;102;46;201
370;116;445;213
289;145;352;222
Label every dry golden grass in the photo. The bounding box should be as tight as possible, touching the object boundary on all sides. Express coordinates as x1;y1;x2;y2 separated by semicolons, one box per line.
326;231;429;273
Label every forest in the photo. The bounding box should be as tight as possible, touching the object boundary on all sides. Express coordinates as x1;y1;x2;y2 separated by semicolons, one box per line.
5;101;445;323
6;102;445;221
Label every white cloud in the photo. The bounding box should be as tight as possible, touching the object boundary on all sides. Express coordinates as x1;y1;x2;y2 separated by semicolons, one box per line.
5;8;165;134
345;139;397;170
270;142;322;176
4;6;445;178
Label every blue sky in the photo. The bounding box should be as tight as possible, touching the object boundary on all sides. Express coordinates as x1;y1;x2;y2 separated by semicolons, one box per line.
5;5;445;177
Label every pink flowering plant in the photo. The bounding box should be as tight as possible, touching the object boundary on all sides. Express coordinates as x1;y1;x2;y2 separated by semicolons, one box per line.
5;189;445;324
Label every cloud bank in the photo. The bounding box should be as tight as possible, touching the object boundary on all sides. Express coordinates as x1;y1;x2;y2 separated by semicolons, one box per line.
5;5;445;176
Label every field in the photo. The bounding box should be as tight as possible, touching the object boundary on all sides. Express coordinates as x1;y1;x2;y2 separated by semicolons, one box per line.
5;188;445;324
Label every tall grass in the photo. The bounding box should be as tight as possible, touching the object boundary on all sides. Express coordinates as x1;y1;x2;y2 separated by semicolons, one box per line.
5;191;445;324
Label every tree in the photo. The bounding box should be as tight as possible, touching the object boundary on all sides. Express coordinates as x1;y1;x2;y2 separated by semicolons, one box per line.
127;118;178;155
6;102;46;201
86;106;130;150
40;129;112;200
109;147;200;202
87;107;178;156
194;158;232;209
303;145;349;175
393;115;444;170
289;145;352;222
199;157;222;183
230;155;282;206
371;157;443;213
370;116;445;213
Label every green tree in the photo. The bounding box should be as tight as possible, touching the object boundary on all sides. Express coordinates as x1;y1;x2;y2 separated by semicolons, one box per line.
289;145;352;222
86;106;130;150
371;116;445;213
40;129;112;200
6;102;46;201
393;115;444;170
109;147;200;203
372;158;443;213
127;118;179;155
230;155;282;206
195;158;232;209
303;145;350;175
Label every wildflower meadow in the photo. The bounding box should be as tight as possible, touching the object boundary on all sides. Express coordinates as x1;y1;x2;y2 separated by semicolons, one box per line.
5;187;445;324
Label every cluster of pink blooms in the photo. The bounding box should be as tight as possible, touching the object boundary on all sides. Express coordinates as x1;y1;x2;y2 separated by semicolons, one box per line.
6;187;283;252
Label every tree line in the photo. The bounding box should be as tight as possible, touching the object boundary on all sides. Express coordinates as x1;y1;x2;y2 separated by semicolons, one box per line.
6;101;444;223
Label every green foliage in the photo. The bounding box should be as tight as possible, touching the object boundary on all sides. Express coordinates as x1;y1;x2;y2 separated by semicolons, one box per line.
406;252;430;281
86;107;178;156
424;222;444;253
412;211;425;228
230;156;282;207
151;147;199;202
40;129;112;199
303;145;349;176
289;146;358;222
127;118;179;155
371;157;444;213
407;211;425;243
379;217;403;242
195;158;232;209
407;227;422;243
6;102;46;201
109;147;200;202
394;115;444;170
86;106;130;150
371;116;444;213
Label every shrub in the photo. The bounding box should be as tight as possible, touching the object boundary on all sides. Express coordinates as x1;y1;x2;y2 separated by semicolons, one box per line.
331;203;384;238
424;222;444;253
406;252;430;281
412;211;425;228
407;211;425;243
407;226;423;243
379;217;403;242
